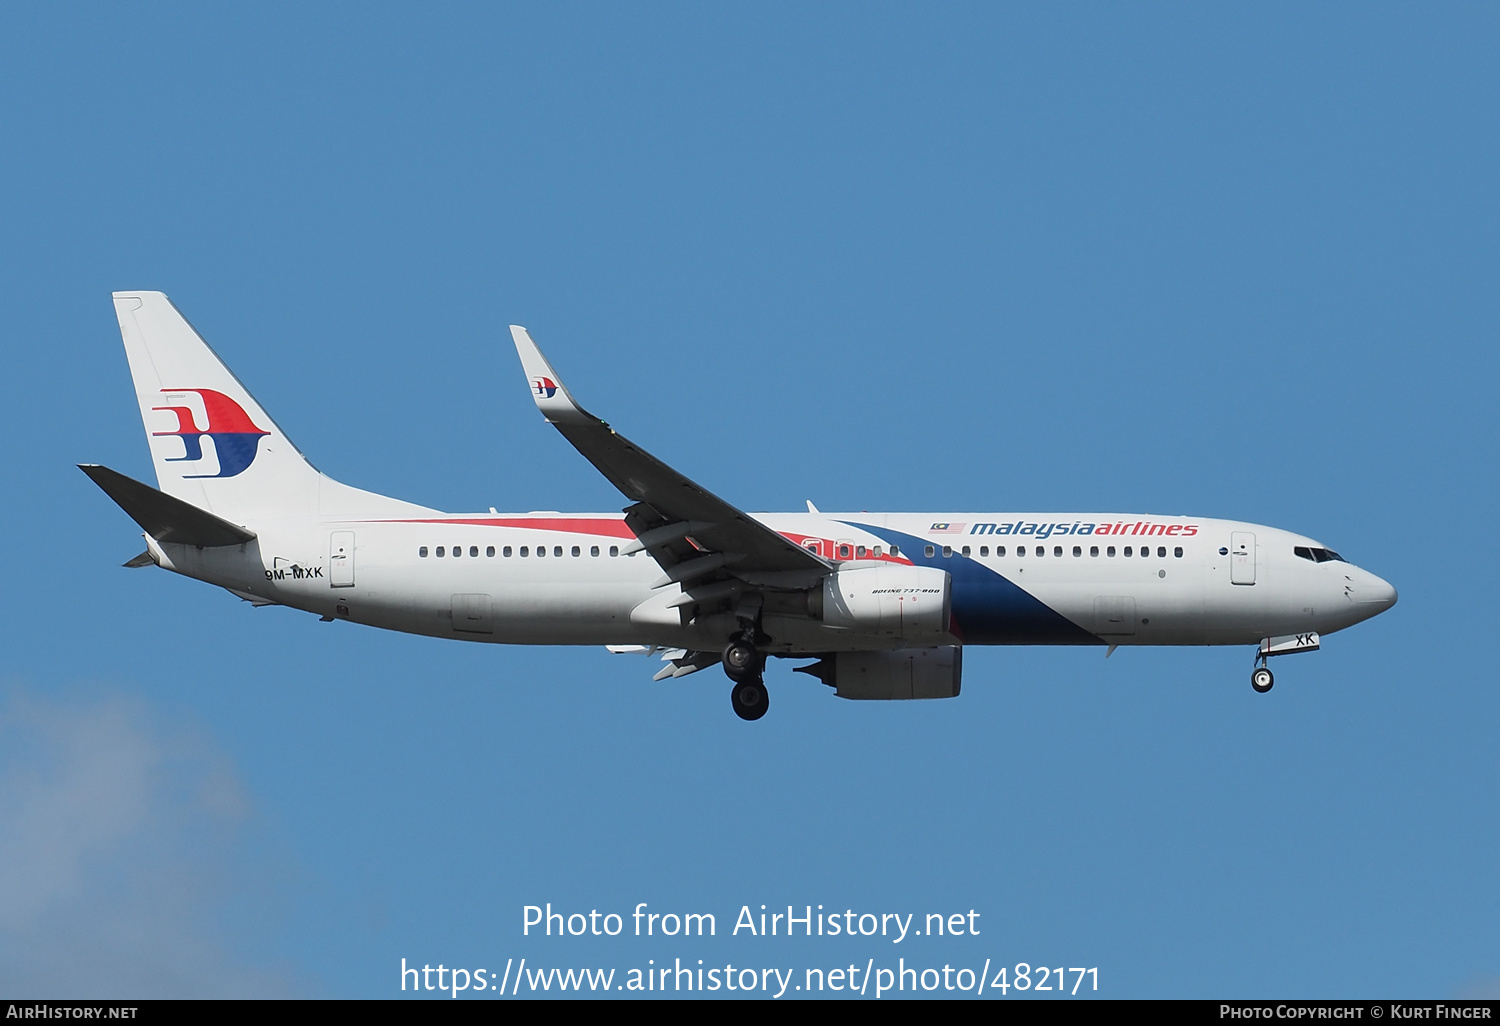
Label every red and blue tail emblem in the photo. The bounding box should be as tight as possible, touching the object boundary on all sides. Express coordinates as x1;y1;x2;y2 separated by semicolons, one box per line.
152;389;270;478
531;376;558;399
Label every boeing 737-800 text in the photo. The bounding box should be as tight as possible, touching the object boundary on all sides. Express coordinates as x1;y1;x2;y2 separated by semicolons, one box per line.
83;293;1397;719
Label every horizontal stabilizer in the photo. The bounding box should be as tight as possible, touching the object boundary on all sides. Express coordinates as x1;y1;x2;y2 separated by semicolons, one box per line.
79;464;256;547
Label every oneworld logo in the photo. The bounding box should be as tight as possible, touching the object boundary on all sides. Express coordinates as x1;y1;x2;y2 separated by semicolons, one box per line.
151;388;270;478
531;376;559;399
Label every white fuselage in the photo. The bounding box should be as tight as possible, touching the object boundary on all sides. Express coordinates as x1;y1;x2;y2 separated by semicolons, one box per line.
150;510;1397;655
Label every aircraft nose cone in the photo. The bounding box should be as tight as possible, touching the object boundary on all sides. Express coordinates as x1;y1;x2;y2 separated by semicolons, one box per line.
1360;571;1397;610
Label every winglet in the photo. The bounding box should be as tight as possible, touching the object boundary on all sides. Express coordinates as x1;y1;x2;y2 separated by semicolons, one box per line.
510;326;594;426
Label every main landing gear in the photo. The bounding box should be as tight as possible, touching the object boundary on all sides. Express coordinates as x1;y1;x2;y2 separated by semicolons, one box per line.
731;678;769;720
724;635;768;721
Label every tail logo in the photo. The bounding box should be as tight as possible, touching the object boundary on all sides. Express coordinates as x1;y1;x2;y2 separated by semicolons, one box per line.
531;376;558;399
151;389;270;478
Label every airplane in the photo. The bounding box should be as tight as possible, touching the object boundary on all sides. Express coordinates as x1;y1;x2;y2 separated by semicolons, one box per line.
82;292;1398;720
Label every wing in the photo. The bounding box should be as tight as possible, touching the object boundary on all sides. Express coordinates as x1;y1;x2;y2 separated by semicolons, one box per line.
510;326;830;592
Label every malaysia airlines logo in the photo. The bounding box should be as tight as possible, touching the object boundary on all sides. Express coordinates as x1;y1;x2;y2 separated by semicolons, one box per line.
531;376;558;399
151;388;270;478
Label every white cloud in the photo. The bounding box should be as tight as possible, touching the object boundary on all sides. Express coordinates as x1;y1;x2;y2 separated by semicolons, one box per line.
0;688;305;997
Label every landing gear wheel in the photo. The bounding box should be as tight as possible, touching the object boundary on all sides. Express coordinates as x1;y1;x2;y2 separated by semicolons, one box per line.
723;639;762;682
731;679;769;721
1251;667;1274;693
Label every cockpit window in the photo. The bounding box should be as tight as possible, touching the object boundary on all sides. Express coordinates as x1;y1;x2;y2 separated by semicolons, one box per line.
1295;545;1346;563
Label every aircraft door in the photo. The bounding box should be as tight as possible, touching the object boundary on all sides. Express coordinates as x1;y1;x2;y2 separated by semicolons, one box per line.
1230;532;1256;585
330;531;355;587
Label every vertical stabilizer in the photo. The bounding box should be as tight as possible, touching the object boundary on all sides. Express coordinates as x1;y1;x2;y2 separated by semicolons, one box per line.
112;292;429;520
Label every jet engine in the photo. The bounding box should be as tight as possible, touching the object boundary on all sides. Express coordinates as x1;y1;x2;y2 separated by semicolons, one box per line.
815;564;951;639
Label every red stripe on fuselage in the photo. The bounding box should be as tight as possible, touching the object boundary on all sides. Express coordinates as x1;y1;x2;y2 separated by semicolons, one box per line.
372;517;638;538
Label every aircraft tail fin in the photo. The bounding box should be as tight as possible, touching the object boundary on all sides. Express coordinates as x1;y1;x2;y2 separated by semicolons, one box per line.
110;292;430;520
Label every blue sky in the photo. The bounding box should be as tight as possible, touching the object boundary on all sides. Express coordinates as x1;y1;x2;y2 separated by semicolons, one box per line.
0;3;1495;998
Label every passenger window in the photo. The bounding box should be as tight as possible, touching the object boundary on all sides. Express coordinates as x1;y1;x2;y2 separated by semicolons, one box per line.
856;545;867;557
572;546;580;557
436;546;445;557
554;546;562;557
1073;546;1082;557
591;545;600;556
1174;547;1183;558
537;546;545;558
838;544;852;560
503;546;512;557
925;545;935;558
1036;546;1045;557
1054;546;1063;557
979;546;989;557
890;545;899;556
1018;546;1026;557
471;546;479;557
942;545;952;558
873;545;882;557
419;546;428;558
1157;547;1166;558
486;546;495;557
997;546;1006;557
961;546;970;557
1108;546;1116;557
1123;546;1132;557
1090;546;1099;557
609;545;619;557
520;546;529;557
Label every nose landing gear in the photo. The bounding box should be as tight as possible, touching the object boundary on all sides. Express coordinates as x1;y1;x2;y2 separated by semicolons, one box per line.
1250;633;1318;693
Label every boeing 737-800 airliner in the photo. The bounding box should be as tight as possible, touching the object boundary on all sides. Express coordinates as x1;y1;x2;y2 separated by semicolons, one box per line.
83;293;1396;720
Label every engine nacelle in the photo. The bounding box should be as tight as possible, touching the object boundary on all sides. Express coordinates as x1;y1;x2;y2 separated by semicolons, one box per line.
818;564;951;639
818;647;963;700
